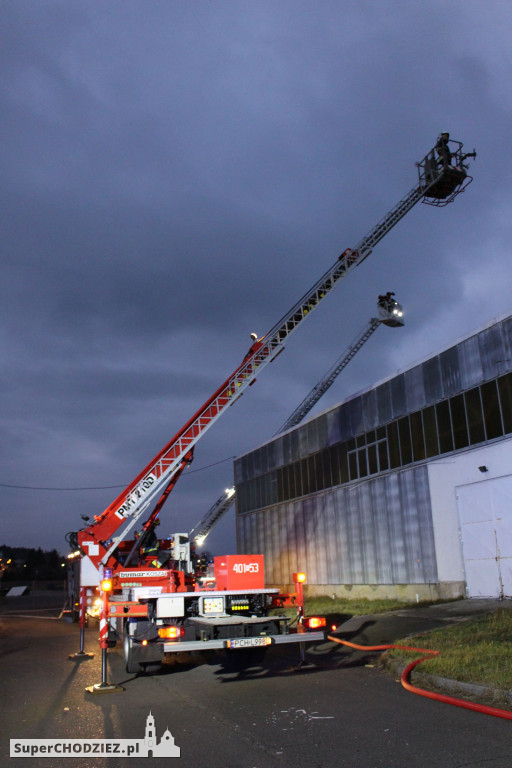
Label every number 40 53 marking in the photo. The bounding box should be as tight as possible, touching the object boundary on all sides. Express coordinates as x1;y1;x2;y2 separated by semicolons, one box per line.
232;562;259;574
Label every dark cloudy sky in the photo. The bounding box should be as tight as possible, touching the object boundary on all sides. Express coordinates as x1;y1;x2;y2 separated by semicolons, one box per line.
1;0;511;556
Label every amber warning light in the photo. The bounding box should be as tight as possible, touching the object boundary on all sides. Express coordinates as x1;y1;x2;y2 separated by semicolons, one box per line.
302;617;326;630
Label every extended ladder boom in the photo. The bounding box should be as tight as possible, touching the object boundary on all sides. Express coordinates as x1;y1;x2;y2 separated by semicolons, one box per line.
189;296;404;544
79;137;475;565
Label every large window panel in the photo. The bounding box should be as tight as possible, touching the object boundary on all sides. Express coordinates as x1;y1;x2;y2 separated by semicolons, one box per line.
481;380;503;440
301;457;311;495
329;444;341;486
464;387;485;445
368;443;378;474
378;439;389;471
339;444;349;484
436;400;454;453
314;452;326;490
387;422;400;468
450;394;469;450
498;373;512;434
422;405;439;457
349;451;358;481
294;461;303;499
357;448;368;478
398;417;412;465
410;410;425;462
307;455;318;494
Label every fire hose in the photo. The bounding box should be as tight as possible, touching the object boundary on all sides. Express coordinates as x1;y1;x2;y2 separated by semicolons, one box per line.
327;635;512;721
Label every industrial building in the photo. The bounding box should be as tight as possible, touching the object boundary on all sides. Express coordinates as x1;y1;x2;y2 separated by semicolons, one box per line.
235;312;512;601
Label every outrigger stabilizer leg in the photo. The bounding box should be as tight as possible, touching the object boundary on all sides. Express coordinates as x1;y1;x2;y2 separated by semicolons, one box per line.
85;580;123;694
68;587;94;660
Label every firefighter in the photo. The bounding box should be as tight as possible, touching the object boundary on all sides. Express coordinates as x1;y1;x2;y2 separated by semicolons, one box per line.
436;131;452;168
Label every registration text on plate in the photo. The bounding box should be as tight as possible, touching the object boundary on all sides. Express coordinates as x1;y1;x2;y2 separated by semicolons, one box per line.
225;637;272;649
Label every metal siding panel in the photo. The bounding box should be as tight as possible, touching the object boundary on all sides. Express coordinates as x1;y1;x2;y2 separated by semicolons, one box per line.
439;346;461;396
277;505;290;584
404;365;426;412
376;381;392;424
362;389;378;431
335;487;352;583
303;497;319;583
267;442;276;471
274;436;284;469
399;470;425;582
270;507;281;584
501;318;512;374
282;432;291;466
423;356;442;404
326;408;342;446
234;457;244;484
237;513;247;554
306;419;320;454
338;404;351;441
290;428;301;462
348;397;364;436
325;492;340;583
359;483;378;582
459;335;483;390
390;374;407;418
308;495;328;584
479;326;505;381
370;477;394;583
317;413;329;450
413;467;438;582
385;475;408;583
294;501;308;575
347;486;364;582
285;503;298;577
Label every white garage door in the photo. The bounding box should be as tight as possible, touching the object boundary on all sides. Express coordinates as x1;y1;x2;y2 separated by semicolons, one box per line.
456;476;512;598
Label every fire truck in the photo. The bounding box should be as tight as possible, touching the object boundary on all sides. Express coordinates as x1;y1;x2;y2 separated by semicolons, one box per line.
69;135;475;676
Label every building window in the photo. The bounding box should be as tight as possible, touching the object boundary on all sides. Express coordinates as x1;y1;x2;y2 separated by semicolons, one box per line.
498;373;512;433
387;422;400;468
410;410;426;462
436;400;453;453
450;394;469;450
465;387;485;445
481;380;503;440
237;371;512;515
398;416;412;465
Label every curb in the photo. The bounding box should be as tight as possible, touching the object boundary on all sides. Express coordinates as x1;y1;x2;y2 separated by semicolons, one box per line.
381;653;512;707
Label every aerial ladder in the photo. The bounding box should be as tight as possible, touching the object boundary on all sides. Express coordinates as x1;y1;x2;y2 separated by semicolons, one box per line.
71;135;475;678
189;294;404;546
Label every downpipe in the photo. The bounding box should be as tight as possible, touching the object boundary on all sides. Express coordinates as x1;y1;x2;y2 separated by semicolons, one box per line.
327;636;512;721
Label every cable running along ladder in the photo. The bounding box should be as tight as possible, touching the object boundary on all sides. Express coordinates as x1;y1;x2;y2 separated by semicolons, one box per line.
84;137;475;565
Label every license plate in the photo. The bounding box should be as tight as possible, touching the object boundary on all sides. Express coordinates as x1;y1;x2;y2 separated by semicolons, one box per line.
225;637;271;649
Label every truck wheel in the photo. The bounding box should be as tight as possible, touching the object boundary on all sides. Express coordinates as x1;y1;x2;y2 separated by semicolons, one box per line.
123;623;144;674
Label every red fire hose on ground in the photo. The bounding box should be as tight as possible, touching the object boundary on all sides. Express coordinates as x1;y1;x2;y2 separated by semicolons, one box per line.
327;635;512;721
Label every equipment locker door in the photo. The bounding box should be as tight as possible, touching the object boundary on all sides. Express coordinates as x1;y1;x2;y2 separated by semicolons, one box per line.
456;476;512;598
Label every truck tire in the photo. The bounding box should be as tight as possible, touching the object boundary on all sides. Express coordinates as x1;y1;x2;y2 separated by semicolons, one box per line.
123;623;144;674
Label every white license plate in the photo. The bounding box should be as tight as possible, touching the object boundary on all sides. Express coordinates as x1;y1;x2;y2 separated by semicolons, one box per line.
226;637;271;649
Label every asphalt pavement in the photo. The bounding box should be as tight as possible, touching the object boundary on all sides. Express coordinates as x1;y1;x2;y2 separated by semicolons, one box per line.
1;592;511;768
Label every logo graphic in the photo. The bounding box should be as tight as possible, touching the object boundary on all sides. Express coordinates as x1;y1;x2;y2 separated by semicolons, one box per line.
10;712;180;758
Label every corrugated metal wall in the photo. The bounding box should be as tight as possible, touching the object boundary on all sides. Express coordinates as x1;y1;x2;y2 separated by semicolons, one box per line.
237;466;437;586
235;315;512;485
235;314;512;587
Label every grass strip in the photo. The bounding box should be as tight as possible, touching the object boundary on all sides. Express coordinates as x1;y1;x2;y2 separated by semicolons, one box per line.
386;609;512;690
